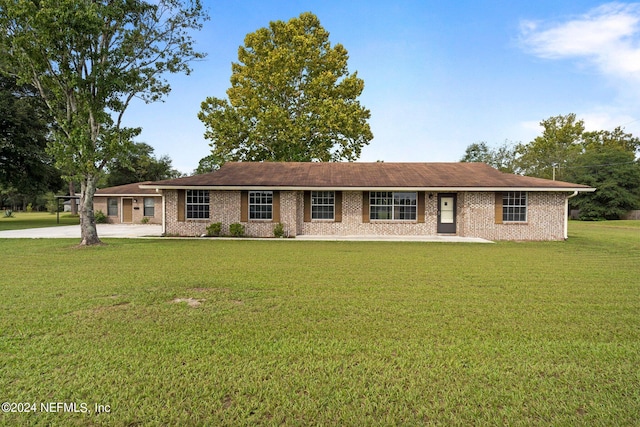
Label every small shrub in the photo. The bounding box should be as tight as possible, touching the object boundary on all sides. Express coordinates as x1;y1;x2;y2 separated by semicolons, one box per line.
273;222;285;238
229;222;245;237
206;222;222;236
141;217;150;224
45;192;64;213
26;203;33;213
94;210;108;224
3;209;14;218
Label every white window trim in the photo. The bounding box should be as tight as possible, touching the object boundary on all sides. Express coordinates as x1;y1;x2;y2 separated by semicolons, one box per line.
311;191;335;220
370;191;417;221
249;190;273;221
186;190;210;220
503;191;528;222
143;197;155;217
107;198;118;217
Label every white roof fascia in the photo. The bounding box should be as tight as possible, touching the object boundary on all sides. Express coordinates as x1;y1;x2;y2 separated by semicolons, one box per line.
139;185;596;192
94;193;162;197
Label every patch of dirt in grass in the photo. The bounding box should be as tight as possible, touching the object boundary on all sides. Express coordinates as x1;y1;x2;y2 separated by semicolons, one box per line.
172;298;205;307
223;395;233;409
180;288;250;307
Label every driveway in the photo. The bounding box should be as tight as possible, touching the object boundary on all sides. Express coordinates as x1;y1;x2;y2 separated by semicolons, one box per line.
0;224;163;239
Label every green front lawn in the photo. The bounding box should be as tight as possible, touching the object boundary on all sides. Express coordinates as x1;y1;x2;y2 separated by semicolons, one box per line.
0;212;80;230
0;222;638;425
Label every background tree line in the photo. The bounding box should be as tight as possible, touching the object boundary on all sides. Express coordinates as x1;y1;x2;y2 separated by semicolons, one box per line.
0;71;181;211
461;113;640;220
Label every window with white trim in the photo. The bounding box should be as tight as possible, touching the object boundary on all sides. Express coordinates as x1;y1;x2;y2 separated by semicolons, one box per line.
143;197;155;217
503;191;527;222
249;191;272;220
370;192;417;220
311;191;334;220
186;190;209;219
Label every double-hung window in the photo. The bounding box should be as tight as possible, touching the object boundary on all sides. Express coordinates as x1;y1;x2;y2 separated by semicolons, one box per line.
370;192;417;221
311;191;334;220
249;191;272;220
393;192;417;220
107;198;118;216
503;191;527;222
186;190;209;219
143;198;155;217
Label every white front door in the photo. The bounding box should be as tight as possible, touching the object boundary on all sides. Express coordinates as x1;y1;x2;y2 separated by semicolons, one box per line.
437;194;456;233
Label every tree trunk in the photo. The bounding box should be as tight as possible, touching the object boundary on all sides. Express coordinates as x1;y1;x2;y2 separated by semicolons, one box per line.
79;174;101;246
69;181;77;215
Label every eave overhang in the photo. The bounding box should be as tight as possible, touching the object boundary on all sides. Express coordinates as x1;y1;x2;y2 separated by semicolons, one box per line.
94;193;162;197
139;185;596;193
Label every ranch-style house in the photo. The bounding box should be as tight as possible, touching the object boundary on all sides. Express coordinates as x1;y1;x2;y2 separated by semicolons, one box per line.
94;181;163;225
135;162;595;241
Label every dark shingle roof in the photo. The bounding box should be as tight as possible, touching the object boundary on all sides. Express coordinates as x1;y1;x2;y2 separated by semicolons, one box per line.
95;181;160;196
143;162;594;191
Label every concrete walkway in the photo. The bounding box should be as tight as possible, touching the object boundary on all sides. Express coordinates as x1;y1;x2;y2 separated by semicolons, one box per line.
0;225;492;243
0;224;163;239
295;235;493;243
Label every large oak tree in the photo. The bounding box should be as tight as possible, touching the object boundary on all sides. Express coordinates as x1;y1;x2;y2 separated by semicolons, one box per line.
0;0;207;245
198;12;372;164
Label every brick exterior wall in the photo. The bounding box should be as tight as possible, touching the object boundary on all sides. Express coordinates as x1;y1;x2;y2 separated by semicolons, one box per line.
162;189;569;241
458;192;567;241
164;190;210;236
93;196;162;225
300;191;438;236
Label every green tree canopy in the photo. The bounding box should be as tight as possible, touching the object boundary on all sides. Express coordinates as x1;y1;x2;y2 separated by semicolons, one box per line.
193;152;230;175
102;143;182;187
198;12;373;164
0;0;207;245
460;141;518;173
461;113;640;220
566;146;640;220
516;113;585;181
0;75;61;196
582;127;640;155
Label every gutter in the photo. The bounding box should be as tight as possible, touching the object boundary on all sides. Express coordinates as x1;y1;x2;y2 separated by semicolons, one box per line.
161;193;166;236
564;191;580;239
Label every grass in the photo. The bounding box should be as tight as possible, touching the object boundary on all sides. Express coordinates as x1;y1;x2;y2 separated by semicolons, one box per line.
0;212;80;231
0;222;638;425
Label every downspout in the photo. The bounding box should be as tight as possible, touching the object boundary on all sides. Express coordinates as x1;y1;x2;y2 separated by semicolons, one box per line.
159;189;166;236
564;191;579;239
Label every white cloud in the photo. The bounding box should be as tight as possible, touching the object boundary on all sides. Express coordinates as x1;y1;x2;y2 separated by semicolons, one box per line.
520;2;640;80
580;110;639;132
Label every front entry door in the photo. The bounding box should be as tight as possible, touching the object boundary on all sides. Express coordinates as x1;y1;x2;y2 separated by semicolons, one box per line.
437;194;456;234
122;198;133;223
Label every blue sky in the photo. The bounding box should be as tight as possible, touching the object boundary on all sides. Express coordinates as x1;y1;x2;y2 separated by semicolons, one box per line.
122;1;640;174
